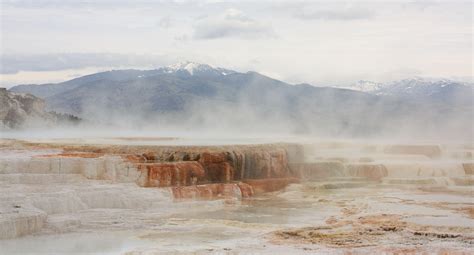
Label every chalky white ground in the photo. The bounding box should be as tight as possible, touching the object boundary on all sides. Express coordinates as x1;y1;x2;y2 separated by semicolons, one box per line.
0;138;472;254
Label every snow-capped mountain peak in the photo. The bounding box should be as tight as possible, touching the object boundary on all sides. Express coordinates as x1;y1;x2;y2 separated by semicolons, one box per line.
165;61;213;75
161;61;236;76
345;80;384;92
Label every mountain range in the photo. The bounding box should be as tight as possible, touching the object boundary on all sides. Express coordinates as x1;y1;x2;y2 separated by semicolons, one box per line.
8;62;473;138
345;78;472;99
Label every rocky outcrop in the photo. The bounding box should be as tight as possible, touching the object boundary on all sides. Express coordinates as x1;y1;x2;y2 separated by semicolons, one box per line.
0;88;50;129
128;146;300;194
12;142;303;200
0;88;80;129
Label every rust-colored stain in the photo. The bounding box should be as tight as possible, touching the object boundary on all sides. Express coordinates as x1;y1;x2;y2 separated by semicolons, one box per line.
121;154;147;163
199;152;228;164
142;152;157;161
242;178;299;194
137;161;205;187
203;162;234;183
125;148;299;199
462;163;473;175
171;182;253;200
24;140;301;199
457;207;474;219
237;182;254;198
198;152;233;182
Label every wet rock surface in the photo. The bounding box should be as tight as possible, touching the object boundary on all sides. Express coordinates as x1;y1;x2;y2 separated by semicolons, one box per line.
0;138;472;254
136;162;205;187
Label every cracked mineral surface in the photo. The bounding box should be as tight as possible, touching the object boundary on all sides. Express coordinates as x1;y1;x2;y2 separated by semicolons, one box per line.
0;137;472;254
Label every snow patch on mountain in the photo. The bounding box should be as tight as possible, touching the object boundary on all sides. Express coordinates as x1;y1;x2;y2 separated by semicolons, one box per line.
341;77;472;97
341;80;383;92
160;61;236;76
165;61;210;75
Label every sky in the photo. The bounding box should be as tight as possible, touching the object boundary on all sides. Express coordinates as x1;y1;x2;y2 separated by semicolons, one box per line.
0;0;472;88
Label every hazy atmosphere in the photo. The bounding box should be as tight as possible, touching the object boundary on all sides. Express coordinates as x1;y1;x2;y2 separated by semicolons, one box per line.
0;1;473;255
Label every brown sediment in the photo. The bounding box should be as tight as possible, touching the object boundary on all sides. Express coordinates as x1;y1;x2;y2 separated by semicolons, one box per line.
206;162;234;183
366;247;473;255
142;152;158;161
341;207;359;217
237;182;255;198
272;212;472;250
199;152;234;183
171;182;254;200
357;214;406;231
273;226;379;248
136;162;205;187
457;207;474;219
462;163;473;175
121;146;299;198
121;154;147;163
412;231;461;238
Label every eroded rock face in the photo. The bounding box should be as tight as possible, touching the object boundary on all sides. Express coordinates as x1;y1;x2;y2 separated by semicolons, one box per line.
0;89;80;129
15;142;302;200
136;162;205;187
199;152;234;183
118;147;297;187
0;88;50;129
130;147;298;196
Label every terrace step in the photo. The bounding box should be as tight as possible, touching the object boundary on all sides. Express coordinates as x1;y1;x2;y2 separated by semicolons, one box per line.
0;174;86;184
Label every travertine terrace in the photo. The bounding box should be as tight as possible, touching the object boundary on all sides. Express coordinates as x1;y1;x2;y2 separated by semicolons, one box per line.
0;137;472;254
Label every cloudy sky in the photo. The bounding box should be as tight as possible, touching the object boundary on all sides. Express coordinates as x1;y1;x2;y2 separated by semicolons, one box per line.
0;0;472;87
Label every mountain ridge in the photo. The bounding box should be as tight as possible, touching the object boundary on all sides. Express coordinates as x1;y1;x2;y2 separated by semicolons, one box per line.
8;62;472;138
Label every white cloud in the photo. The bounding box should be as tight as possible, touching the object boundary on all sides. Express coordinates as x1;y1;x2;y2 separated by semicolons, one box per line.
295;7;375;21
193;8;276;39
0;1;471;86
0;53;174;74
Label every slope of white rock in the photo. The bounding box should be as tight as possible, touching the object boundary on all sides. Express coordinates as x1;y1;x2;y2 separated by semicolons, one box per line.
0;138;472;254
